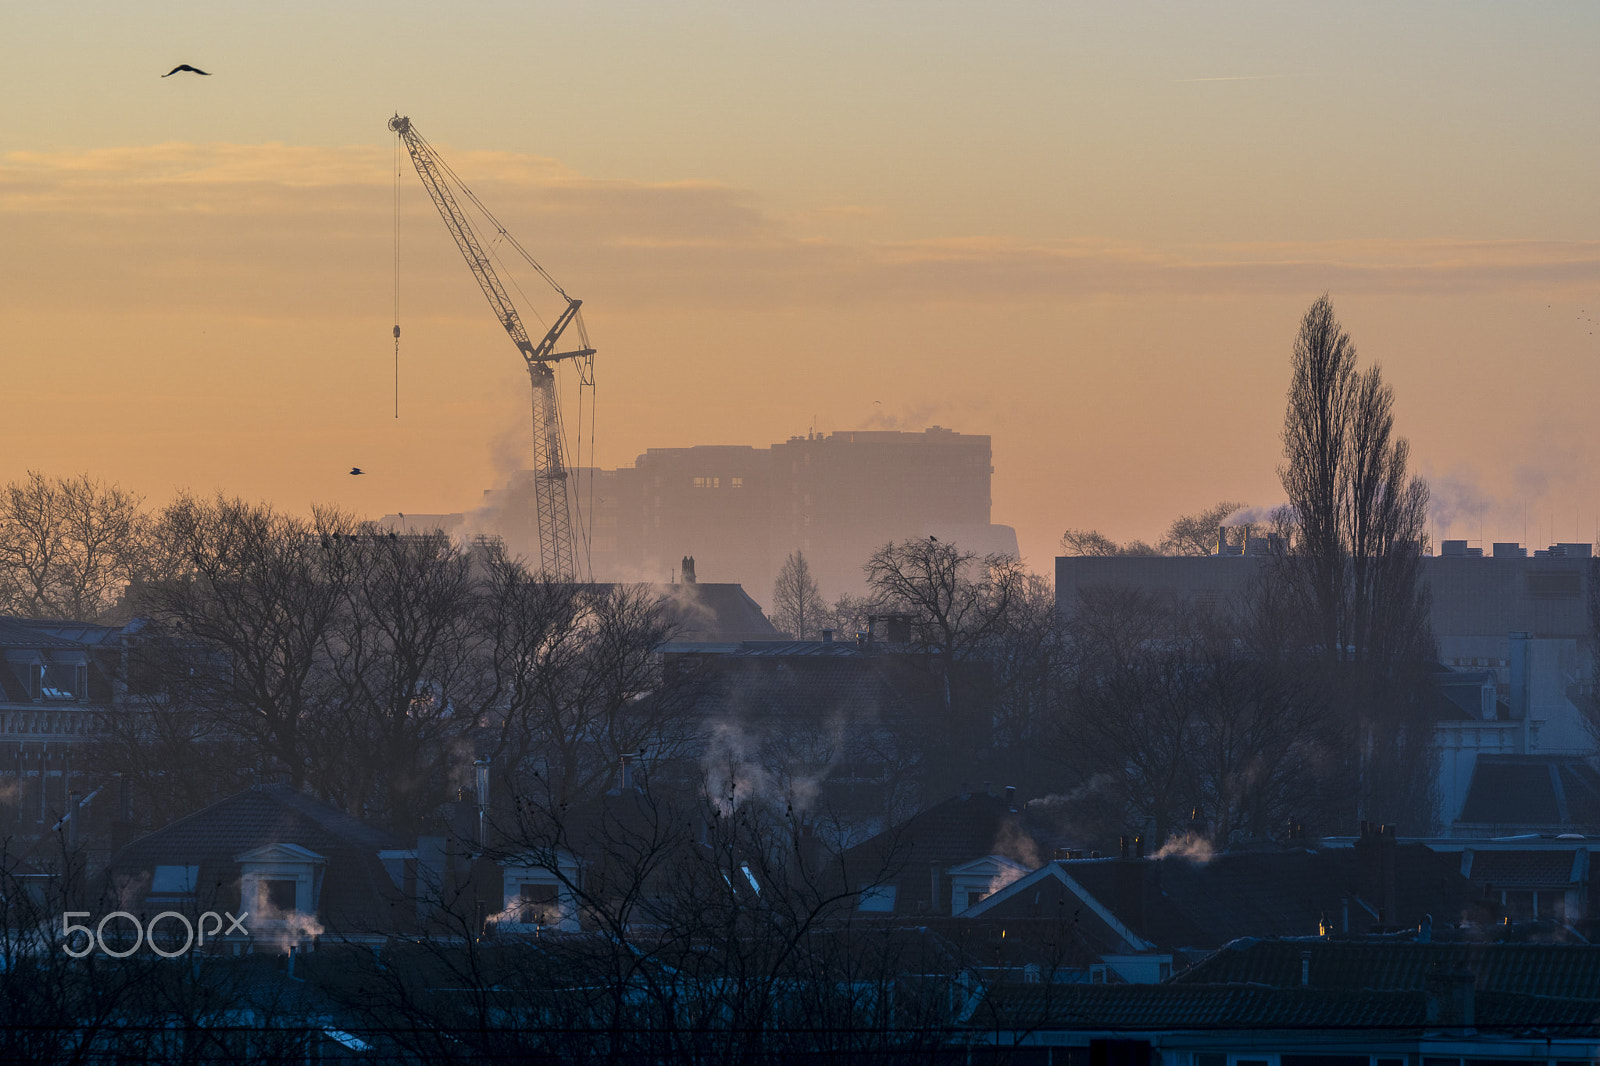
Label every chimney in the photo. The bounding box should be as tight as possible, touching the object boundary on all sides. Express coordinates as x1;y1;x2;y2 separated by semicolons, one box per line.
1217;526;1227;556
621;751;637;791
1004;785;1017;811
1113;853;1153;935
821;629;834;643
1354;822;1399;926
681;556;697;584
474;757;490;848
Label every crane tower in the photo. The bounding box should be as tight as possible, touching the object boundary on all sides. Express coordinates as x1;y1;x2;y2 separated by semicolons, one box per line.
389;114;594;580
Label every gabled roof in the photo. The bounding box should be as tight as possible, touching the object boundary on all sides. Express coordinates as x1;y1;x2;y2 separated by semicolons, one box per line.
651;583;782;641
961;845;1477;954
104;784;408;937
841;791;1076;916
960;862;1151;952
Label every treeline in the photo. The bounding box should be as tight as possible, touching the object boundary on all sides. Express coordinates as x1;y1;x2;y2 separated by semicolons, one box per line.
3;295;1448;845
0;486;682;837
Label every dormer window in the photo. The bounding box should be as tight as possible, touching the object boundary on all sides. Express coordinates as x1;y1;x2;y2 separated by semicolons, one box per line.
235;844;326;926
41;664;78;700
500;851;581;932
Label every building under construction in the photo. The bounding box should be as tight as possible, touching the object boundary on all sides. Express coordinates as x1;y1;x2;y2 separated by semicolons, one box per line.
390;426;1017;603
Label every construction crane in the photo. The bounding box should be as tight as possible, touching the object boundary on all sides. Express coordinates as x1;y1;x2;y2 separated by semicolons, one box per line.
389;114;594;580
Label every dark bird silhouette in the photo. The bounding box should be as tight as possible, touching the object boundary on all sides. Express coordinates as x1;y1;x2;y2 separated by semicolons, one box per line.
163;64;211;77
349;467;365;476
929;535;938;542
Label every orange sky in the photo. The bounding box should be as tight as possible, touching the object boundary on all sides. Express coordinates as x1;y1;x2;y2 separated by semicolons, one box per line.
2;4;1598;576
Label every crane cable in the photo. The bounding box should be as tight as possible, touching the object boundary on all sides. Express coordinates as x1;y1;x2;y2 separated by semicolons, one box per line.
392;132;403;416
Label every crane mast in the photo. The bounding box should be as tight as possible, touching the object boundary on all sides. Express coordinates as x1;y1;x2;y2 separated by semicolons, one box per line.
389;114;593;580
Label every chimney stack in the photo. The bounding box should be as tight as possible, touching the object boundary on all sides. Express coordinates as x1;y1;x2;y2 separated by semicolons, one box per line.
681;556;697;584
1355;822;1399;926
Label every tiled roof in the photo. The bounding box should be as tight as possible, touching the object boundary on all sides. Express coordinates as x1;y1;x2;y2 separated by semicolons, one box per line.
974;982;1600;1033
1174;938;1600;1000
652;583;782;641
972;845;1477;953
1470;849;1583;888
842;792;1077;915
0;617;88;649
104;784;409;938
1457;756;1600;830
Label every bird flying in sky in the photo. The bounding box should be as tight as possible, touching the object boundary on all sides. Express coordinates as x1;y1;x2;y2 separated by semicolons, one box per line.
162;64;211;77
349;467;365;476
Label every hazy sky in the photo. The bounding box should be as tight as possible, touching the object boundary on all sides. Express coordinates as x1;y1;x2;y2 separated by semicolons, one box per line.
3;2;1597;579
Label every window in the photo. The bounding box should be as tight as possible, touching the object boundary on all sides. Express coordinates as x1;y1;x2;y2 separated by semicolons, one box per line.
518;883;559;923
692;476;720;489
151;865;199;900
857;885;896;912
729;477;744;489
261;878;298;914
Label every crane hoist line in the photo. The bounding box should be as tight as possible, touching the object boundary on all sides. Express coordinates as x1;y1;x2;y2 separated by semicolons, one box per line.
389;113;595;582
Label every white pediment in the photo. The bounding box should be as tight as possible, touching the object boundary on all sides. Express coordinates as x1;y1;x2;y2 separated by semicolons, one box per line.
234;842;327;865
946;854;1030;878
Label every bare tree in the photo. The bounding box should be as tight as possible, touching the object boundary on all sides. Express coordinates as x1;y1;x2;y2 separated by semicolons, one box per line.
317;526;485;835
0;471;152;622
1060;500;1246;559
863;538;1025;669
825;592;873;640
137;494;351;790
1272;294;1435;828
1058;587;1331;845
1161;500;1247;556
476;558;689;811
1059;528;1158;557
770;550;825;639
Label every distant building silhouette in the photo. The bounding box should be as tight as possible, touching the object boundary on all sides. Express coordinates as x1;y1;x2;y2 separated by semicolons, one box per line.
387;426;1018;601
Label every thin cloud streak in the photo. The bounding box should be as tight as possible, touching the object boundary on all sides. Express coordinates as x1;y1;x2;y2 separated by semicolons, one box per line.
3;143;1597;320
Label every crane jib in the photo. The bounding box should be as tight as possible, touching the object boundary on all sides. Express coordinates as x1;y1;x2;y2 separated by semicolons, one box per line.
389;113;591;582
